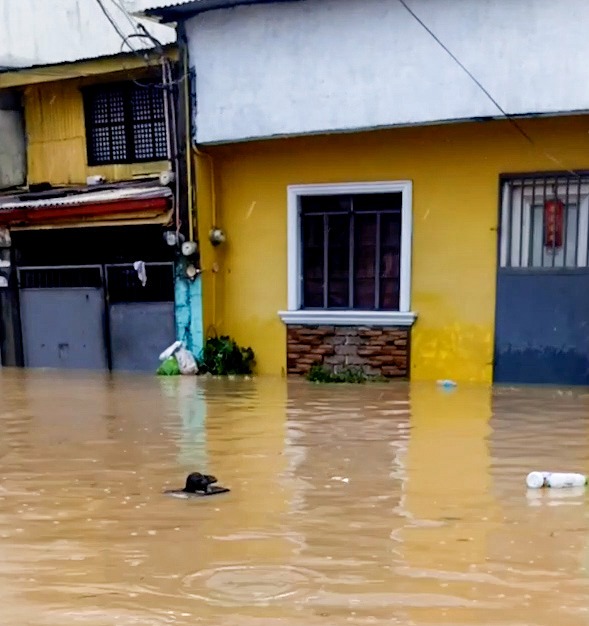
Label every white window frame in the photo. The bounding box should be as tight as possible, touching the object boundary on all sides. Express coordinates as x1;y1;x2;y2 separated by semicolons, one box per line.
278;181;416;327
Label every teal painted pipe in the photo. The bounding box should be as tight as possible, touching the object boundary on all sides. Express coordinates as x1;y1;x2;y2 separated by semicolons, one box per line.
174;274;204;360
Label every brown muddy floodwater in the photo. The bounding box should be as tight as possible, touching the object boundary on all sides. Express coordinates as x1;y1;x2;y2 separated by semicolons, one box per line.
0;370;588;625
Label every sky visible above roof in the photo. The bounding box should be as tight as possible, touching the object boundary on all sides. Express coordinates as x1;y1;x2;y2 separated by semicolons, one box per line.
0;0;176;70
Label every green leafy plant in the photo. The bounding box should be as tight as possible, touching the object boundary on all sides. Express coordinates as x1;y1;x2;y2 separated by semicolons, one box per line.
198;335;255;376
306;364;368;384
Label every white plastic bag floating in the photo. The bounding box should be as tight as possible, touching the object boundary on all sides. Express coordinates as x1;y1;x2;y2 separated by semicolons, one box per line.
158;341;198;375
175;346;198;375
159;341;183;362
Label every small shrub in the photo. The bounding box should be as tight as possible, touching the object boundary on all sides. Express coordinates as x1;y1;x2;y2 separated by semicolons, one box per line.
198;335;255;376
307;364;367;384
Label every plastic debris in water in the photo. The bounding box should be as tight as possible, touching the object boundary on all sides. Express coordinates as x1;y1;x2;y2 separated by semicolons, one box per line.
331;476;350;483
437;379;457;388
526;471;588;489
157;341;198;376
133;260;147;287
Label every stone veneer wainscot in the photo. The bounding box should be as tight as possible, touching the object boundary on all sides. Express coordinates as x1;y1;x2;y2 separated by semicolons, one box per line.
286;325;410;378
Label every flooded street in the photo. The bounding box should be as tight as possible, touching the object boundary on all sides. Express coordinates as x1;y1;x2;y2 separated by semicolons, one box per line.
0;371;588;625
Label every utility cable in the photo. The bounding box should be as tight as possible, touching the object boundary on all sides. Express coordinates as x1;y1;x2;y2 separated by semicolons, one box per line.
107;0;142;34
396;0;580;178
93;0;187;89
94;0;138;51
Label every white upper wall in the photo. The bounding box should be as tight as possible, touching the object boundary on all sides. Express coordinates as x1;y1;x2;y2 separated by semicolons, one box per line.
185;0;589;144
0;0;175;68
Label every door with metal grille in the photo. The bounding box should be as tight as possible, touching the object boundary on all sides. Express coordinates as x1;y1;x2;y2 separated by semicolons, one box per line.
494;174;589;384
107;263;175;372
18;266;108;370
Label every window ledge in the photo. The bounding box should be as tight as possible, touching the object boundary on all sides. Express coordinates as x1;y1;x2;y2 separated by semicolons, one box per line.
278;310;417;327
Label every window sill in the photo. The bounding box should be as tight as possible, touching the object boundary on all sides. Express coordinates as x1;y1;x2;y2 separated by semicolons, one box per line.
277;310;417;327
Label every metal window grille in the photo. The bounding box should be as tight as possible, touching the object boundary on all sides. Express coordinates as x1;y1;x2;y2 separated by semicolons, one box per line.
106;263;174;304
18;266;103;289
83;81;168;166
300;193;402;310
500;173;589;269
18;264;174;304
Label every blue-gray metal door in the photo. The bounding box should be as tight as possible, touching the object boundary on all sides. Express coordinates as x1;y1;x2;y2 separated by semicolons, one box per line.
107;263;175;373
494;174;589;385
18;266;107;370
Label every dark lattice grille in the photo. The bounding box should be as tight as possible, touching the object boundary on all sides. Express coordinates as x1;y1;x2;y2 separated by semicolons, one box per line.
83;81;168;166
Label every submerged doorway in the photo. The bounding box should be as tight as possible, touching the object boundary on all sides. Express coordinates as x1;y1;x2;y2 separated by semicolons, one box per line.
494;172;589;385
14;226;176;373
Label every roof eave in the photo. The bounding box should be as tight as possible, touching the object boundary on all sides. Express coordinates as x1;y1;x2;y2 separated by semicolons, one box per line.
143;0;303;23
0;46;178;89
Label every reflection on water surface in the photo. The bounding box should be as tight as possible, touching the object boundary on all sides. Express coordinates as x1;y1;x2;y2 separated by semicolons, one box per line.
0;369;588;625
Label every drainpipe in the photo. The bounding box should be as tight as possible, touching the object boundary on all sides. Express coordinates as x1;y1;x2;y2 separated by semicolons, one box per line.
158;21;193;248
172;24;204;354
192;141;217;332
181;42;195;245
162;57;182;239
183;32;218;331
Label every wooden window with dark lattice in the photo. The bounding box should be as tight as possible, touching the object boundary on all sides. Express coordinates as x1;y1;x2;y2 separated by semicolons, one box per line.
83;80;168;166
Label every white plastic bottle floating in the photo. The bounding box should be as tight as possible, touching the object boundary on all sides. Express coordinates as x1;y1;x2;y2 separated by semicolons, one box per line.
526;471;550;489
526;471;587;489
546;473;587;489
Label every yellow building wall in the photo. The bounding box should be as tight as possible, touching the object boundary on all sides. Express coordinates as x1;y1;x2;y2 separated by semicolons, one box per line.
196;115;589;382
24;71;169;186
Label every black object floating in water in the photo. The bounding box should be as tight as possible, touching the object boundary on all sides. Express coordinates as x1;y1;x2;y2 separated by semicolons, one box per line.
164;472;230;499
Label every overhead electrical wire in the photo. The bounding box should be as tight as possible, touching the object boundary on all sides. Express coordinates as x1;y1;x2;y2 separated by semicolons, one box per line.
107;0;143;34
95;0;178;74
95;0;188;239
92;0;188;89
0;1;161;82
396;0;580;178
94;0;139;52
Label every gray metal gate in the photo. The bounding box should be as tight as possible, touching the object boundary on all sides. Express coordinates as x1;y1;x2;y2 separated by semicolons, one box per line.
18;266;108;370
494;173;589;384
106;263;175;373
18;262;175;373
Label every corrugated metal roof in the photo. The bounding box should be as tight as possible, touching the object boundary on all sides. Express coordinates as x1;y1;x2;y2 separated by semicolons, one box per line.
133;0;302;20
0;0;176;70
129;0;192;9
0;183;172;211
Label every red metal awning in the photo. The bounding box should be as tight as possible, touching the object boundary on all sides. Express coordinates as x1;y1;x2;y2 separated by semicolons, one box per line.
0;183;173;228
